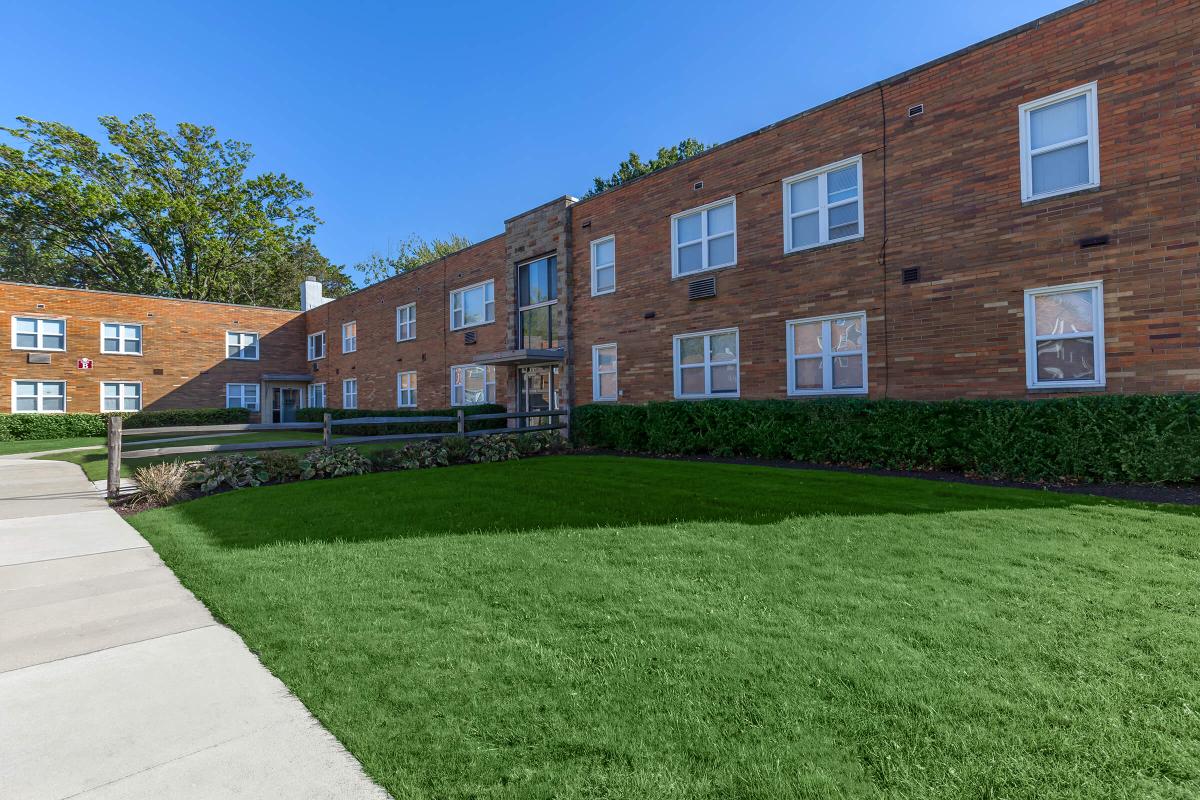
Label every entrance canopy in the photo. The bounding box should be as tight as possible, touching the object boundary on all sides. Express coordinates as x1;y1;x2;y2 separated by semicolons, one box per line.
472;348;564;367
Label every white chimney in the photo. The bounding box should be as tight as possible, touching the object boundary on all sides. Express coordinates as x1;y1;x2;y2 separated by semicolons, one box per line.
301;276;331;312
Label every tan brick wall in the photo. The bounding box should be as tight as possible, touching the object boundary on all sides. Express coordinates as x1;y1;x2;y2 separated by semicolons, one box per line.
0;282;306;418
570;0;1200;404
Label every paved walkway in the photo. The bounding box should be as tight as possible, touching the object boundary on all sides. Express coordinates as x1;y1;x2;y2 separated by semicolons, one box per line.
0;459;390;800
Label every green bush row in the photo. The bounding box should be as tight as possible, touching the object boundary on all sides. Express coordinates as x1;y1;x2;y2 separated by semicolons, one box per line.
0;407;251;441
570;395;1200;484
296;404;505;436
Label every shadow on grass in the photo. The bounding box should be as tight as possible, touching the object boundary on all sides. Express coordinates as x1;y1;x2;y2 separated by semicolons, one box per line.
136;455;1184;550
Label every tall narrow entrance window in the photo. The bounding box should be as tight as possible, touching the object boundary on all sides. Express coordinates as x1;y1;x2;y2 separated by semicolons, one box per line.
592;343;618;401
590;236;615;295
397;371;417;407
342;378;358;409
518;255;557;349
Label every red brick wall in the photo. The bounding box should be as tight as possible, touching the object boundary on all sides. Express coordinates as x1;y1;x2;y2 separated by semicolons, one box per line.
570;0;1200;403
301;235;512;409
0;282;306;417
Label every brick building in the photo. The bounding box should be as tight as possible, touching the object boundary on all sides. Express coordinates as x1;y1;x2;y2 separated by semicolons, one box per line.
2;0;1197;420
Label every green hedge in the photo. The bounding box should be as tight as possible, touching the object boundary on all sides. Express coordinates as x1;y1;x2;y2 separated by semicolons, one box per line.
297;404;505;436
0;407;251;442
571;396;1200;484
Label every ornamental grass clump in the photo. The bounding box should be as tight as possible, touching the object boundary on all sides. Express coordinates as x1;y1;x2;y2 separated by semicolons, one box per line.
128;460;191;509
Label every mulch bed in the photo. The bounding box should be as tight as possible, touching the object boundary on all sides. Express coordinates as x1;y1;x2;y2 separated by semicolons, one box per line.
574;449;1200;507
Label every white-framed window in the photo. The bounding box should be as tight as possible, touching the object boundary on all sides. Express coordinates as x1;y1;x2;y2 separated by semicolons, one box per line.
1024;281;1105;389
225;383;259;412
12;317;66;351
101;381;142;412
308;382;327;408
590;236;616;296
226;331;259;360
592;343;618;401
450;364;496;406
450;280;495;330
1019;82;1100;202
342;321;357;354
342;378;358;409
307;330;326;361
12;380;65;413
397;371;417;408
396;303;416;341
101;323;142;355
786;312;868;395
783;155;863;252
671;198;736;277
673;328;739;399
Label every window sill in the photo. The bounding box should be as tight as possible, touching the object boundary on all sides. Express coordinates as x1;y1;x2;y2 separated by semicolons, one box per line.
450;320;496;332
228;357;260;362
671;263;737;282
100;351;144;357
396;336;417;343
12;347;67;353
787;389;868;398
784;234;865;256
1025;383;1106;393
1021;183;1101;206
591;288;616;297
674;394;741;401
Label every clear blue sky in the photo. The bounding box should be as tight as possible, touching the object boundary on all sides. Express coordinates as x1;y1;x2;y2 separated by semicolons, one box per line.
3;0;1071;285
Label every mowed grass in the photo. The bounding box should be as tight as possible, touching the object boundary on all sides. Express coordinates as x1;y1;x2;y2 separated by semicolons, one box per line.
130;456;1200;799
0;436;105;455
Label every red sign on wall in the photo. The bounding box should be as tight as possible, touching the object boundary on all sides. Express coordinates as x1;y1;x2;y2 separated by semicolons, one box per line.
77;358;93;370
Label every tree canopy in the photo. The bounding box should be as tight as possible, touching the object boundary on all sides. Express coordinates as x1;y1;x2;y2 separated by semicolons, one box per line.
356;233;472;285
0;114;353;308
585;138;712;197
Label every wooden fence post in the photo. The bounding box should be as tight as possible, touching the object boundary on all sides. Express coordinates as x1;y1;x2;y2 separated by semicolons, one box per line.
323;413;332;448
106;415;122;500
456;409;466;437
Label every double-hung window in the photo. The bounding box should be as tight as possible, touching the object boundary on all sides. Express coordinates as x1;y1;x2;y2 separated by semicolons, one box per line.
12;317;65;351
307;331;326;361
397;371;417;407
786;313;868;395
1024;281;1105;389
396;303;416;341
102;382;142;412
101;323;142;355
592;343;618;401
226;383;259;412
783;156;863;252
672;198;736;277
1019;83;1100;202
308;382;327;408
226;331;259;360
342;321;357;353
518;256;557;349
12;380;65;413
450;364;495;406
673;329;739;399
590;236;616;295
450;281;494;330
342;378;358;409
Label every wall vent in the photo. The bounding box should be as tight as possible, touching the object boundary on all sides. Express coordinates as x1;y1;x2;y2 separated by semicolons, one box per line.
463;330;477;345
27;353;51;365
688;275;717;300
35;303;45;309
1079;234;1110;249
153;368;164;376
907;104;924;118
901;266;921;284
693;181;704;190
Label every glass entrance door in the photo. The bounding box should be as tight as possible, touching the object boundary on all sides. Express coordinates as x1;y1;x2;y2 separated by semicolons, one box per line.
272;387;301;423
519;366;559;428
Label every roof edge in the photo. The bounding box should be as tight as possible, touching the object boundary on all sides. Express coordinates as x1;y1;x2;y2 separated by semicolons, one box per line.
0;279;301;314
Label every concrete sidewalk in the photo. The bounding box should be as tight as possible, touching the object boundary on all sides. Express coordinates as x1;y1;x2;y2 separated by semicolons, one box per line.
0;459;390;800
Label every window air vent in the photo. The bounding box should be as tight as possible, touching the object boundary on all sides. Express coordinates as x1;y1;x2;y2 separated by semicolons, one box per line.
901;266;921;284
463;330;477;345
27;353;51;365
1079;234;1110;248
907;104;924;118
688;275;717;300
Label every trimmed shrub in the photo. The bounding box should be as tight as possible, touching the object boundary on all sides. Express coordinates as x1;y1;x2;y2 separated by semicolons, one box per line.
187;454;269;493
0;407;250;442
468;434;520;463
571;395;1200;484
443;435;472;464
259;450;303;483
296;404;503;437
514;430;569;457
299;446;372;480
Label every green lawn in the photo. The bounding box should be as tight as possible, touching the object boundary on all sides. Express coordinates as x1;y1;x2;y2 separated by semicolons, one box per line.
129;456;1200;799
0;436;106;455
39;431;336;480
